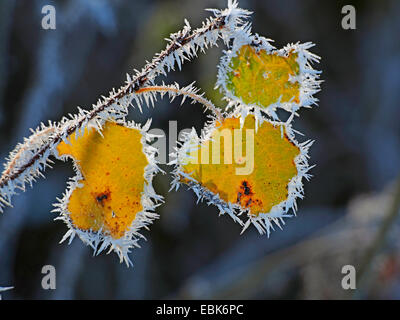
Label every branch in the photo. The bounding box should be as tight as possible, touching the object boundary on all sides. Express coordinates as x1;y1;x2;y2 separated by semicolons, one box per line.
137;83;223;120
0;2;251;212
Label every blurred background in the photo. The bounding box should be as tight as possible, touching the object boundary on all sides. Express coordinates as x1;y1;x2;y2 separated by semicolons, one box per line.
0;0;400;299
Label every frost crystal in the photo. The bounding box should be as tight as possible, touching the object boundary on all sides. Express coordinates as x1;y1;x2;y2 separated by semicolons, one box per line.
171;109;314;236
216;34;322;120
53;119;163;266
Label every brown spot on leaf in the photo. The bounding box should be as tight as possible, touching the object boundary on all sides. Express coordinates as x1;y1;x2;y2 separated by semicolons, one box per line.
236;180;258;209
284;132;296;147
96;189;111;206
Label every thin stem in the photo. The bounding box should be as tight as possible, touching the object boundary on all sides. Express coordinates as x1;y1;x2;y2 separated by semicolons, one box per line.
137;85;223;120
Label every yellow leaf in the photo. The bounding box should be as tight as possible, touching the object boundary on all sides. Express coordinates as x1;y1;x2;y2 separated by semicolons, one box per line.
226;45;300;108
179;114;300;217
57;122;150;240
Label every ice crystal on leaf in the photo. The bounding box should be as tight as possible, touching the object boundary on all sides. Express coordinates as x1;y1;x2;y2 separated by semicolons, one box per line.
53;120;163;266
171;112;313;235
216;35;322;120
226;45;301;108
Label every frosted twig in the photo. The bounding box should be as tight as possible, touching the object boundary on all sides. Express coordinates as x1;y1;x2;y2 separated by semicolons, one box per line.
137;83;223;120
0;2;250;212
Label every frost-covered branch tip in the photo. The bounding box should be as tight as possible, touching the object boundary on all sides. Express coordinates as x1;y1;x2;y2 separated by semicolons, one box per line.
137;82;223;120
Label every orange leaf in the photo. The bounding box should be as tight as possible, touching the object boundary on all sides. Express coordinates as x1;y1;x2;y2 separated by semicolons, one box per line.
55;120;162;265
173;113;312;234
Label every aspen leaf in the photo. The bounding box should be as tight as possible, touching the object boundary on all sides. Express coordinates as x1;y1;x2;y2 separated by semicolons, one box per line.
172;113;313;234
226;45;300;108
54;120;162;266
216;39;321;118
